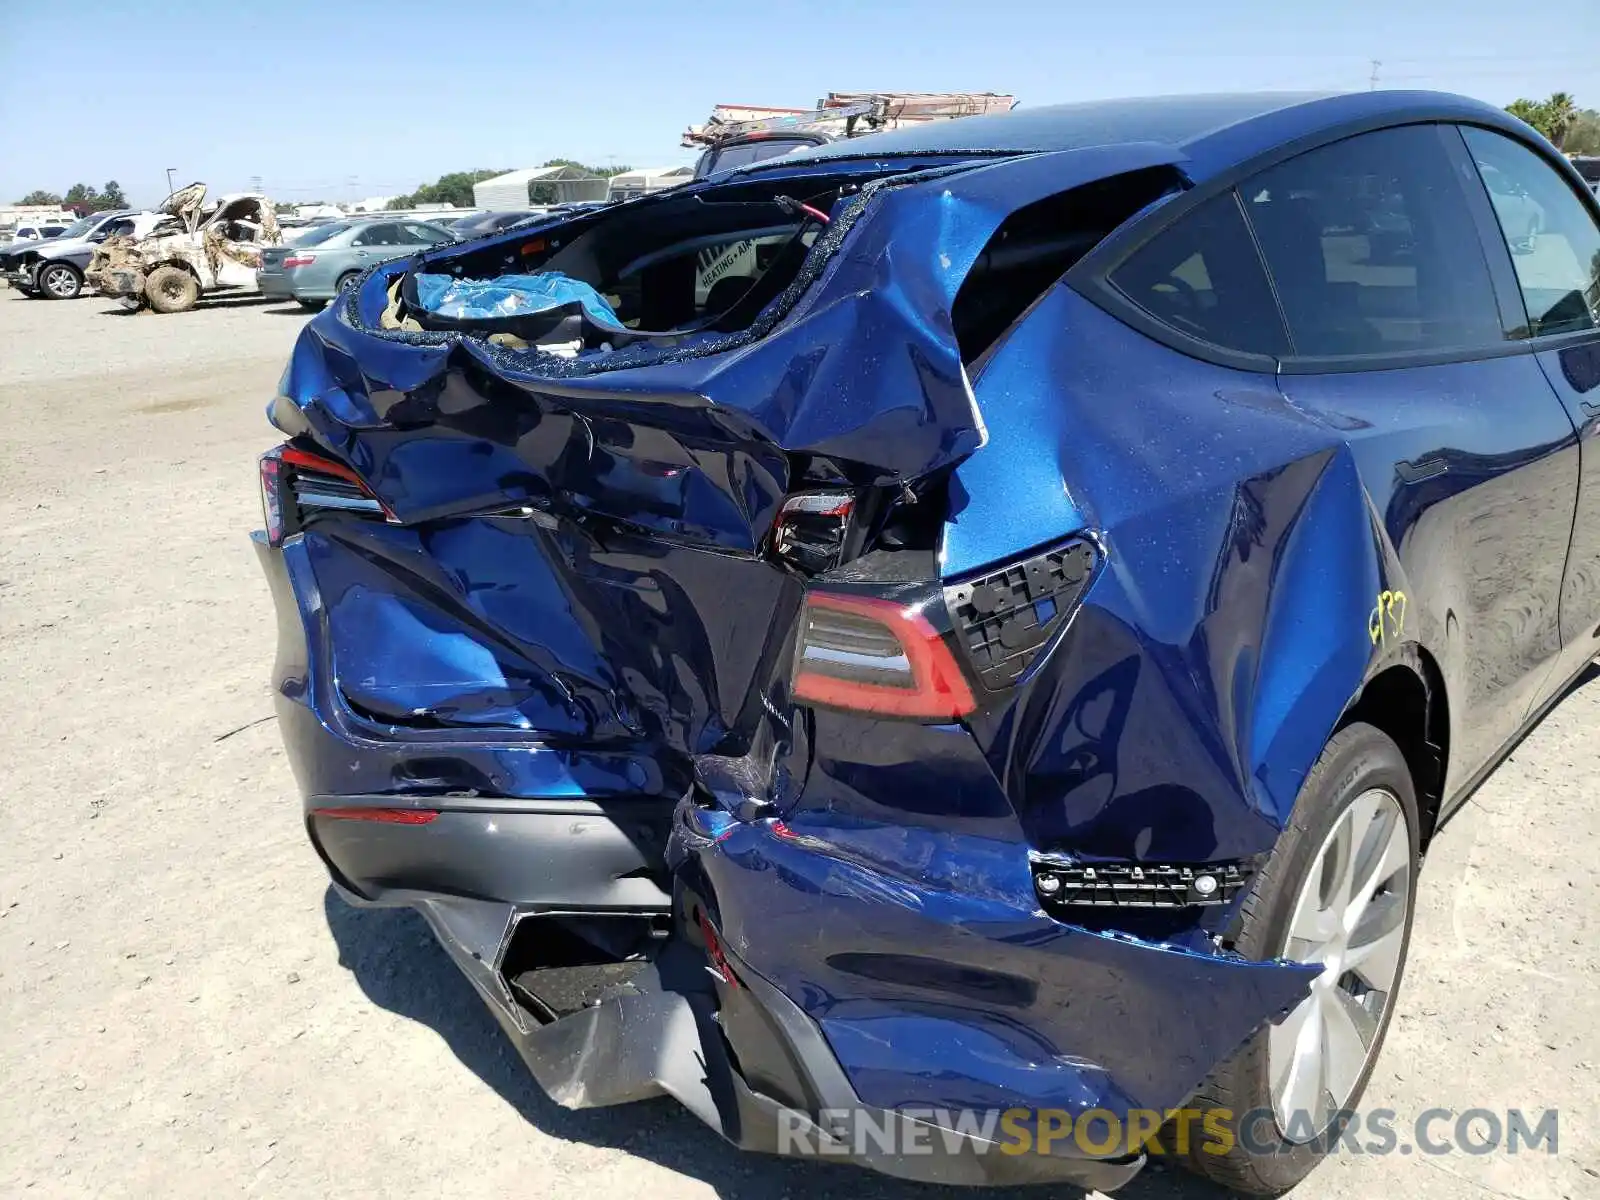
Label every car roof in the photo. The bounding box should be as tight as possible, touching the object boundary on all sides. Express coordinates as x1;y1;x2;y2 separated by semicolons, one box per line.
767;90;1531;181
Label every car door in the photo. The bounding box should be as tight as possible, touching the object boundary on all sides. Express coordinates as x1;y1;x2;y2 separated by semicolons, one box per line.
1240;123;1580;787
1457;126;1600;683
349;222;409;266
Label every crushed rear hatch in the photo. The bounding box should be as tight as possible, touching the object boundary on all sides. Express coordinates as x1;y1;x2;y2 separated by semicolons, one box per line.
266;146;1185;759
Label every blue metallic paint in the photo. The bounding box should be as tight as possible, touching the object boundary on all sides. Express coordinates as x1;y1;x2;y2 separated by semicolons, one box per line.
255;90;1597;1178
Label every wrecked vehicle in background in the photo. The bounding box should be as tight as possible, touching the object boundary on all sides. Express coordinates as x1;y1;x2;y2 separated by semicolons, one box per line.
684;91;1016;178
253;92;1600;1193
88;183;281;313
0;210;164;299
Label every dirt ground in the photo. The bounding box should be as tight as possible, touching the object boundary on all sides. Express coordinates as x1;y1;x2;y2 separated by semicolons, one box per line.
1;290;1596;1200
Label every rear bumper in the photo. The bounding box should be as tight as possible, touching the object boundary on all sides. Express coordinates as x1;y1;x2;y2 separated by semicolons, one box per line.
335;880;1146;1190
256;272;296;300
257;526;1314;1185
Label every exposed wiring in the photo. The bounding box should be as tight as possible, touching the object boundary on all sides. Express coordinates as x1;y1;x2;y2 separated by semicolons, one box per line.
773;194;832;225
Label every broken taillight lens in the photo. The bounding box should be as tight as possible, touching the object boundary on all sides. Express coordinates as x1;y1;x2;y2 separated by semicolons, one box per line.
260;442;392;546
259;447;284;544
771;490;855;573
793;591;976;720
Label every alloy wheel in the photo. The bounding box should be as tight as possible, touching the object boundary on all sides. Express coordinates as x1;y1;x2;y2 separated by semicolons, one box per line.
1269;787;1412;1142
41;266;78;298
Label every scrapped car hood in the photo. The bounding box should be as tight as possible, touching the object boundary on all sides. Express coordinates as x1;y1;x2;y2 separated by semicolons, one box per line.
160;182;207;221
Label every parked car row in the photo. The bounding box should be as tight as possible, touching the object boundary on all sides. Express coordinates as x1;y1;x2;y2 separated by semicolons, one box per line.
1;185;592;312
258;218;458;309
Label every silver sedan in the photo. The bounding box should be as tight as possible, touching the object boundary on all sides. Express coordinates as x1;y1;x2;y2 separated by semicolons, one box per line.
258;218;457;309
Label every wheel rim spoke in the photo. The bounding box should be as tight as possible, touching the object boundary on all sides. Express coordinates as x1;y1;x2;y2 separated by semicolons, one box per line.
1344;890;1406;990
1271;992;1326;1123
1322;987;1374;1102
1344;812;1410;931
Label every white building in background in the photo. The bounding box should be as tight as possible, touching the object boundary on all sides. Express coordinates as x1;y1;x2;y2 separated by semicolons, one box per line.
473;165;608;211
606;166;693;201
351;196;399;213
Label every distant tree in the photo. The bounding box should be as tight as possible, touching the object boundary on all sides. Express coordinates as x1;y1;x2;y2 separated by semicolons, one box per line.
1564;109;1600;156
542;157;631;178
388;169;508;210
1506;93;1587;149
99;180;128;210
16;189;62;206
62;182;98;210
1545;92;1579;149
1507;97;1551;134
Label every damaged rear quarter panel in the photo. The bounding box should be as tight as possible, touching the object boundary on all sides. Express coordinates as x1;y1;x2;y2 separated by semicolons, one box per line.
684;288;1403;1120
948;288;1390;863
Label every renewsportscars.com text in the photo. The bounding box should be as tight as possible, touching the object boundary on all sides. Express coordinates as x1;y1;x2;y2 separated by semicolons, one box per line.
776;1106;1560;1158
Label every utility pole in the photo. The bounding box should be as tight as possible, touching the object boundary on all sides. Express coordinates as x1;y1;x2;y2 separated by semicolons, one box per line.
1369;60;1381;91
165;167;176;195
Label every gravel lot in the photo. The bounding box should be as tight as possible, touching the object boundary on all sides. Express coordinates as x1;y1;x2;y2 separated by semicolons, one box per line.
1;290;1597;1200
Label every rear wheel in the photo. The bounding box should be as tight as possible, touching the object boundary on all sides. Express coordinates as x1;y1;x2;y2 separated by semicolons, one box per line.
145;265;199;314
37;262;83;300
335;271;361;294
1175;722;1419;1195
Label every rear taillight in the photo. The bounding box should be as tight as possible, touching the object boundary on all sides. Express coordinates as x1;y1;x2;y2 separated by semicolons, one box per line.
282;254;316;268
259;442;391;546
259;447;284;543
771;489;855;573
794;592;975;719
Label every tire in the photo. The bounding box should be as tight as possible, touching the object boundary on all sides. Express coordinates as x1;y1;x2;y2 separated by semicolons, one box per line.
145;265;200;314
1175;722;1420;1195
335;271;361;294
36;261;82;300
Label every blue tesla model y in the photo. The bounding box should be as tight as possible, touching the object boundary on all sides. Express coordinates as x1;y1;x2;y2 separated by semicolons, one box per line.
255;90;1600;1193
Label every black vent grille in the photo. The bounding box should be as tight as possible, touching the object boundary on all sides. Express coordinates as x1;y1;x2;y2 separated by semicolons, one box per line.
1033;861;1250;910
943;539;1097;690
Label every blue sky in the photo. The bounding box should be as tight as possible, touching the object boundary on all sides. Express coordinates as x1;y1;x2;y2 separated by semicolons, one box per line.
2;0;1594;207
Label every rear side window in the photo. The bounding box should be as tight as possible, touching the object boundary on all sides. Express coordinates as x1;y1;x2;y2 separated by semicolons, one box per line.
352;223;402;247
1243;124;1505;357
1110;190;1289;357
706;138;818;174
400;223;449;245
1460;126;1600;337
